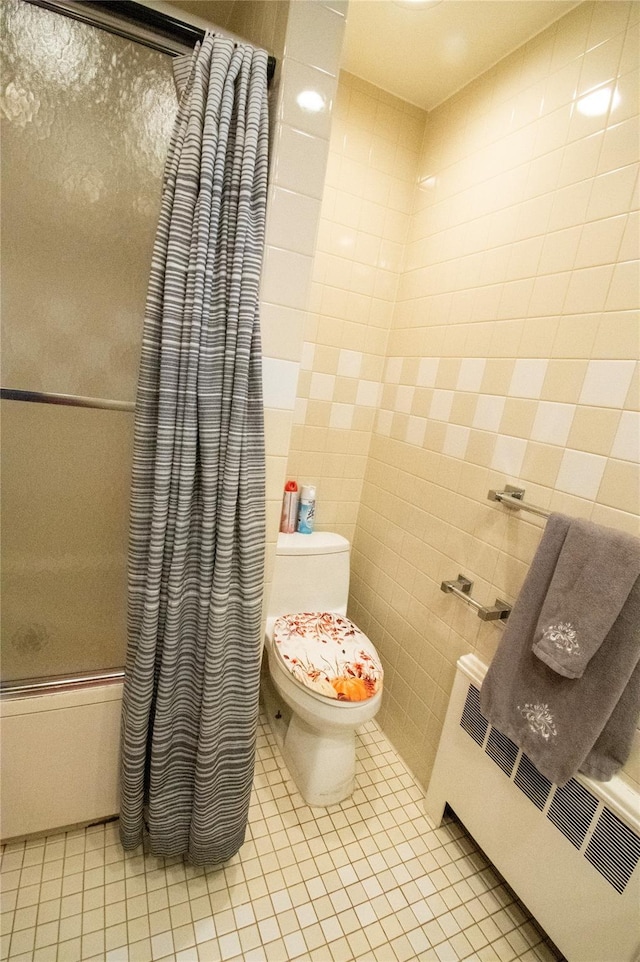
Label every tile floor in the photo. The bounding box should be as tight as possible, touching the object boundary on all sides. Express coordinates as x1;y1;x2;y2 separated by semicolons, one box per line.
0;713;564;962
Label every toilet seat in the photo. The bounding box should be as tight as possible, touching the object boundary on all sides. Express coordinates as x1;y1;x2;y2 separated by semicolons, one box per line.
272;611;383;703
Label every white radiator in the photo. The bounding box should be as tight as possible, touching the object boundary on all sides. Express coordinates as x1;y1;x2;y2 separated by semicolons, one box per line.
425;655;640;962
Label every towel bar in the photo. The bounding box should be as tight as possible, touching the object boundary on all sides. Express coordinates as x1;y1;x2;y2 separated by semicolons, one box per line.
488;484;551;520
440;574;512;622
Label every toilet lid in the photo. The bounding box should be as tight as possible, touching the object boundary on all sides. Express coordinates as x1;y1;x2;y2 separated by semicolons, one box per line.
272;612;383;702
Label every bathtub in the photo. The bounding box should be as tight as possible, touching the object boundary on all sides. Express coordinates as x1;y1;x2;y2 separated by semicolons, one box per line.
0;675;123;840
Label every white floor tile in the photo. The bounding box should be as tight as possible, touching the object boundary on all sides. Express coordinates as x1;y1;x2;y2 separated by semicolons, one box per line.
0;714;565;962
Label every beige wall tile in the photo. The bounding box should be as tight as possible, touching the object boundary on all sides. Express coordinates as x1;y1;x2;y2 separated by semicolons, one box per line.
541;360;588;403
597;458;640;513
567;406;622;456
499;398;538;438
270;4;639;796
285;72;426;543
340;3;640;793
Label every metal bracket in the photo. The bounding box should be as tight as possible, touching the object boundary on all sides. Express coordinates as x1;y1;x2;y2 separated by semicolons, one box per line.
478;599;512;622
441;574;473;595
488;484;526;507
441;573;512;622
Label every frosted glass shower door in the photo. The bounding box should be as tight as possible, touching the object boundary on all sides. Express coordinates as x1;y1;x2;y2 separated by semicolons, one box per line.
1;0;177;682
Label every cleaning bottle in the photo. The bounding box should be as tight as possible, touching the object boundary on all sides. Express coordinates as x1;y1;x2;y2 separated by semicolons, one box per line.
279;480;298;534
297;484;316;534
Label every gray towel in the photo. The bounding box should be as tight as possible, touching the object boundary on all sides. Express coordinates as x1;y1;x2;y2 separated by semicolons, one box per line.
480;514;640;786
532;518;640;678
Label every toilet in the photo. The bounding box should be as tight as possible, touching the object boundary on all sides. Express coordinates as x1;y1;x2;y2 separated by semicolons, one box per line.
262;531;383;807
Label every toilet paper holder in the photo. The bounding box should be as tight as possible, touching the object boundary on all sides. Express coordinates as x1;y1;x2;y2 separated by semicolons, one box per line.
440;574;512;622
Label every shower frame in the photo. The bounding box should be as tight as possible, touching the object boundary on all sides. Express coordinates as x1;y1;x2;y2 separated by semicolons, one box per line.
1;0;276;700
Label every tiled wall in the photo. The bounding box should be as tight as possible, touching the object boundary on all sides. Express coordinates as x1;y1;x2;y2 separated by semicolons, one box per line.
286;72;425;539
345;0;639;792
225;0;289;59
259;1;347;604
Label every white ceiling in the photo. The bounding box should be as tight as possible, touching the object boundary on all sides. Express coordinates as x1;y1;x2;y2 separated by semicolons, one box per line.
341;0;581;111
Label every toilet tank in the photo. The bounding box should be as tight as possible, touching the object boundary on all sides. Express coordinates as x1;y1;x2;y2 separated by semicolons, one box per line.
268;532;350;618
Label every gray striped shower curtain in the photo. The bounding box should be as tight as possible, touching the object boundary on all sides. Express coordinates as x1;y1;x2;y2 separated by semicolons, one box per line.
119;34;268;865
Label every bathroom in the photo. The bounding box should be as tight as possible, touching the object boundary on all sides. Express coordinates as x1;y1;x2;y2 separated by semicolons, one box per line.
1;0;638;960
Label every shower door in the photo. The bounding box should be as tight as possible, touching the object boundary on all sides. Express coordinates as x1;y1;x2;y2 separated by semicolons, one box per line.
1;0;178;684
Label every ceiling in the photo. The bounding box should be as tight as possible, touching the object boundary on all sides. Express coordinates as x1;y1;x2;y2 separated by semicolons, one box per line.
341;1;581;111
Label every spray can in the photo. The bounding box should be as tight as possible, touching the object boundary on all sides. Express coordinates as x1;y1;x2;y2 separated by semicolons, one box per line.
297;484;316;534
279;480;298;534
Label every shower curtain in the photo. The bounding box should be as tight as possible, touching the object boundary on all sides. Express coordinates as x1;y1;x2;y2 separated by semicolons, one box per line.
119;34;268;865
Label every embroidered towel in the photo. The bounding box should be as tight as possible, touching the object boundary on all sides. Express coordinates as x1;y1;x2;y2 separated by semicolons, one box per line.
480;514;640;787
532;518;640;678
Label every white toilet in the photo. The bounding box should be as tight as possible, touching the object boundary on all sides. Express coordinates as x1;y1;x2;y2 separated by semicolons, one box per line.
263;531;383;807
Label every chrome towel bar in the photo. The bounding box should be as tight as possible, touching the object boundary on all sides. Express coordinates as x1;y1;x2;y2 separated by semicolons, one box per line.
488;484;551;520
440;574;512;622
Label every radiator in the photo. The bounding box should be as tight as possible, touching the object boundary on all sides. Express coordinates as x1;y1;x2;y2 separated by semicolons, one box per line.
425;655;640;962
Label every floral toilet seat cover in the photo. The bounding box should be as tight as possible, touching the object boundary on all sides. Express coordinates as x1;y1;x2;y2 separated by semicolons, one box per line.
273;612;383;702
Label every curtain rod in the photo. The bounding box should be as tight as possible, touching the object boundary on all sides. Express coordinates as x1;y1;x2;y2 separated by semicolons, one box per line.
25;0;277;83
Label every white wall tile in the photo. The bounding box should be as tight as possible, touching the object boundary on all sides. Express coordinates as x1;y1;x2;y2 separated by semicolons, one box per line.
417;357;440;388
531;401;576;446
260;302;306;362
262;358;299;411
579;359;636;407
301;341;316;371
356;380;382;407
508;359;549;399
274;126;330;199
261;246;314;310
278;59;337;139
473;395;506;432
491;435;528;476
265;187;322;257
337;350;363;378
429;389;454;422
284;1;345;77
456;358;487;393
556;448;607;499
321;0;348;17
611;411;640;462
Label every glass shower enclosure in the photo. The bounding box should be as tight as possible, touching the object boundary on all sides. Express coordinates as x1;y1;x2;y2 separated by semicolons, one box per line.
1;0;178;689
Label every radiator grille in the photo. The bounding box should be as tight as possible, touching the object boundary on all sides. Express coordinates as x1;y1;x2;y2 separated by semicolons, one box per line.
585;807;640;895
547;778;599;849
456;679;639;897
485;728;519;777
514;754;552;811
460;684;488;747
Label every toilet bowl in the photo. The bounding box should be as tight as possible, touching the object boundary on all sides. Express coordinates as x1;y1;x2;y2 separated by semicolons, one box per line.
262;533;383;807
